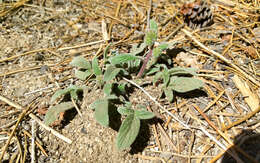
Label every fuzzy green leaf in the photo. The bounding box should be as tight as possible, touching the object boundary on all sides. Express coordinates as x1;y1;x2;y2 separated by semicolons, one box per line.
158;43;168;50
75;70;92;80
153;43;168;58
145;31;157;46
44;102;74;126
51;89;69;102
116;114;140;150
150;19;158;32
70;56;91;69
109;53;139;65
103;43;111;62
146;67;160;75
70;90;78;100
162;71;170;86
153;71;163;84
134;109;155;120
92;57;102;76
117;107;134;115
169;77;204;93
93;99;109;127
104;65;122;82
103;83;112;96
90;99;101;109
164;87;173;102
131;42;147;55
51;85;85;102
168;67;197;76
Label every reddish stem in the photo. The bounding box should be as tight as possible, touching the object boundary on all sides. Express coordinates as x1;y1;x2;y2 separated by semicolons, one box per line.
137;48;153;78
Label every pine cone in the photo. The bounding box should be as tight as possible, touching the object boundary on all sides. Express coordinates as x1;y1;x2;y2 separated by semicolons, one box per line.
180;0;213;29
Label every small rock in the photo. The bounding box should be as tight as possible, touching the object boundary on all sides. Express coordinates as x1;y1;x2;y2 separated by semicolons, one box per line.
14;87;27;97
3;152;10;161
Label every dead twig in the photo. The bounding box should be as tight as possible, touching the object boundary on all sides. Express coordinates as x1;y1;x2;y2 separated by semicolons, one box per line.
222;106;260;131
0;102;32;161
0;95;72;144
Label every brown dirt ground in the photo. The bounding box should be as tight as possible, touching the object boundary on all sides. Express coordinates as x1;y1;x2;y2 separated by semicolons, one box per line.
1;0;260;163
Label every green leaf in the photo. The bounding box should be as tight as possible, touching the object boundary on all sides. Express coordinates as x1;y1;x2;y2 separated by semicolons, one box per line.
92;57;102;76
109;53;139;65
117;83;127;94
70;90;78;100
153;43;168;58
104;65;121;82
168;67;197;76
150;19;158;32
146;67;160;75
164;87;173;102
134;109;155;119
93;99;109;127
145;30;157;46
162;71;170;86
103;83;112;96
169;77;204;93
105;94;118;100
90;99;102;109
117;107;134;115
158;43;168;50
44;102;74;126
116;114;140;150
153;71;163;84
131;43;147;55
51;89;69;102
144;20;158;46
70;56;91;69
51;85;84;102
103;43;111;62
75;70;92;80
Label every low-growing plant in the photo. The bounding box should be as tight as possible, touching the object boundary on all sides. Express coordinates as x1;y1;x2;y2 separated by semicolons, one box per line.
44;19;204;151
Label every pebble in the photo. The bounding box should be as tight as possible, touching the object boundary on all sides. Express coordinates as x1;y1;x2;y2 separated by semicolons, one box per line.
3;152;10;161
23;124;31;131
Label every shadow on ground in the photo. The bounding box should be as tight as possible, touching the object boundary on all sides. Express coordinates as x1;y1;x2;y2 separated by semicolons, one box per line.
221;129;260;163
130;117;164;154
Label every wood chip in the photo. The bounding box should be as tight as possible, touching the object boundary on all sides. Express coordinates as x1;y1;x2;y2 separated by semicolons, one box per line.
233;75;259;111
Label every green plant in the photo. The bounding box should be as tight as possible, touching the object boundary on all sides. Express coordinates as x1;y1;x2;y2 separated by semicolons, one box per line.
71;54;154;150
148;65;204;102
116;103;154;150
44;85;86;125
44;102;74;126
137;20;171;77
45;19;204;151
70;56;104;86
51;85;85;102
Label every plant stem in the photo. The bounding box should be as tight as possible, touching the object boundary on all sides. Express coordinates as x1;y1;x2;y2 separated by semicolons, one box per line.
137;47;153;78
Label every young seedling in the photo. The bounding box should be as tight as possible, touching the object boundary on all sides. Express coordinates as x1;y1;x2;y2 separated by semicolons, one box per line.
47;20;205;152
